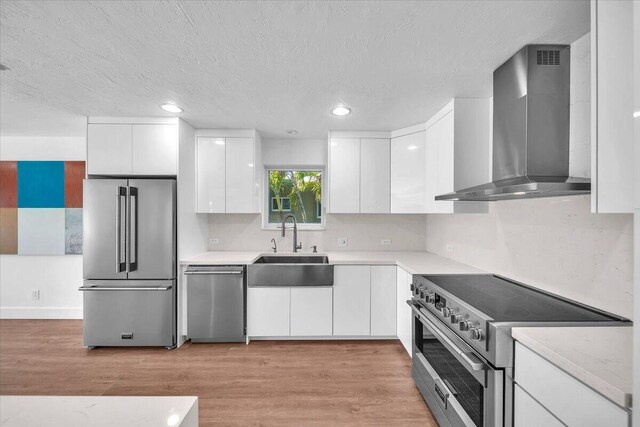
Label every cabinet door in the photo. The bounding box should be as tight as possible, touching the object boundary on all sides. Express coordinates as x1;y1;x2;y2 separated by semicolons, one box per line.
290;287;333;336
329;138;360;213
391;131;426;213
225;137;255;213
396;268;412;356
426;112;454;213
247;287;290;337
360;138;390;213
196;137;226;213
514;384;563;427
131;124;177;175
87;124;132;175
333;266;370;335
370;266;396;336
591;0;635;213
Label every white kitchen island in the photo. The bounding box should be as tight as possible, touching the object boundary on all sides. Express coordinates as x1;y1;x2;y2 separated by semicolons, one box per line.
0;396;198;427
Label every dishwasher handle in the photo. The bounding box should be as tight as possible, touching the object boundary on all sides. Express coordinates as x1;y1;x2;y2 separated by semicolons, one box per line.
184;265;244;275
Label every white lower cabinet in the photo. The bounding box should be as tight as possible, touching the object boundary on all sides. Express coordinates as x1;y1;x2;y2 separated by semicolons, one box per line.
396;267;412;356
290;287;333;336
247;287;290;337
370;266;396;336
333;266;371;335
514;342;630;427
513;384;563;427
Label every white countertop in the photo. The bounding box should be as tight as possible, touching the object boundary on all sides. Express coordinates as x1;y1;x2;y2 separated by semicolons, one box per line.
0;396;198;427
180;250;485;275
512;326;633;409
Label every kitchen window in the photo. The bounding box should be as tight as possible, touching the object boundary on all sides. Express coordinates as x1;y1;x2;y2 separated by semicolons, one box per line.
265;169;324;229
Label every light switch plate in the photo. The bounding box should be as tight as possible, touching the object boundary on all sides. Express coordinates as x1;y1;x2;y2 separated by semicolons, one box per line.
380;239;392;246
209;238;220;244
31;290;40;300
446;243;454;252
337;237;348;247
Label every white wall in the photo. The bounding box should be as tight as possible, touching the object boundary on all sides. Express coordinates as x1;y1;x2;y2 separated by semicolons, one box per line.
426;195;634;318
0;136;86;319
207;213;427;252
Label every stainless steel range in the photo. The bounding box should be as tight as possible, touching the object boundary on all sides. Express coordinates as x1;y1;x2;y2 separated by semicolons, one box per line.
408;274;630;427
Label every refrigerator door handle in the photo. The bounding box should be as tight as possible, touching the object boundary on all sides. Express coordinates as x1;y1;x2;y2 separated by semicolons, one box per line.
128;186;138;272
79;285;172;292
116;187;127;273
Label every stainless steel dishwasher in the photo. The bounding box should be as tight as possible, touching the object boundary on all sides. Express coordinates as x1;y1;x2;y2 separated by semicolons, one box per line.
185;265;246;342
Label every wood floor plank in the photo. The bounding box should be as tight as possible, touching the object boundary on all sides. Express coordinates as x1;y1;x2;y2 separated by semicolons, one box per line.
0;320;437;426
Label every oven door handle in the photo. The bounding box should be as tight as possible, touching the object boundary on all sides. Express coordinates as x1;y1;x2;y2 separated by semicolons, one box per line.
415;352;478;427
409;302;488;372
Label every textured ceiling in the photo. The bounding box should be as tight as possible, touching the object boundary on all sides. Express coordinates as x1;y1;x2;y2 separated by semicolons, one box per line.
0;1;589;138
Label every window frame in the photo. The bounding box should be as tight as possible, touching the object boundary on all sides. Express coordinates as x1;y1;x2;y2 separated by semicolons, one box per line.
262;166;326;231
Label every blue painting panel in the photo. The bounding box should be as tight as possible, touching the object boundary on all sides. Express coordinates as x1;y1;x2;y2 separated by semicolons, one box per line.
17;161;65;208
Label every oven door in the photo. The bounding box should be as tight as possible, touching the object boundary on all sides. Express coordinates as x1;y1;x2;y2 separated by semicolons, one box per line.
409;302;503;427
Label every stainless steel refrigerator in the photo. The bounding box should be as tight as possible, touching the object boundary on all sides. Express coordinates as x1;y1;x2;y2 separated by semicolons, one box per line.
80;179;176;348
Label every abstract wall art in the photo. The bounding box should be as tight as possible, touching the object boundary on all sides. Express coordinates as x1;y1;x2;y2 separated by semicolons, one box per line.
0;161;85;255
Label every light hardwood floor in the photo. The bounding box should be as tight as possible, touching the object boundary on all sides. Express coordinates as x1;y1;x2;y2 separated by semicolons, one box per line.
0;320;436;426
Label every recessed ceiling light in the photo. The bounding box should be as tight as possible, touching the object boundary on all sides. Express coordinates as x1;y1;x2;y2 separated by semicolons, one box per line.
332;105;351;116
633;111;640;118
287;130;298;135
161;103;183;113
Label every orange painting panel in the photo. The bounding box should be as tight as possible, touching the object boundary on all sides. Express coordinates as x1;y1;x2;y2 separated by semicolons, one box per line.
0;161;18;208
0;208;18;254
64;161;85;208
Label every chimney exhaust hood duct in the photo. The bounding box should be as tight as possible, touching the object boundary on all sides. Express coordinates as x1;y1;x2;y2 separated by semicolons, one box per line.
436;44;590;202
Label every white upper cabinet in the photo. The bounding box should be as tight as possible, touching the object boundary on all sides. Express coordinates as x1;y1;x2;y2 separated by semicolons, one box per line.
225;137;255;213
87;118;178;176
195;130;262;214
87;124;133;175
328;134;391;214
328;138;361;213
131;124;178;176
390;129;427;213
591;0;635;213
196;137;226;213
360;139;391;213
424;98;491;214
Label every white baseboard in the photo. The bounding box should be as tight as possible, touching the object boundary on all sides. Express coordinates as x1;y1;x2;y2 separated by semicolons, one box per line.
0;307;83;319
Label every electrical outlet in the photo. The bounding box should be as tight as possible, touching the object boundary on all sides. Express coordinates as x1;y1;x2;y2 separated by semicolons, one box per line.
337;237;348;247
446;243;454;252
31;290;40;301
209;238;220;245
380;239;392;246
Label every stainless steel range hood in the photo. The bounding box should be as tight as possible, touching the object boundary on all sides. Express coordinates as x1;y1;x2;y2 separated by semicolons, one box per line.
436;44;590;202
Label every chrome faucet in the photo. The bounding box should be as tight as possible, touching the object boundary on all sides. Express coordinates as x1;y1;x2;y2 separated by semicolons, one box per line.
270;238;277;253
281;213;302;253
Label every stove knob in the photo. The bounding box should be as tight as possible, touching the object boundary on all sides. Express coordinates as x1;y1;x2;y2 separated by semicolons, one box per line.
410;283;416;291
459;320;470;331
441;306;451;317
425;291;435;304
469;327;484;341
450;313;462;324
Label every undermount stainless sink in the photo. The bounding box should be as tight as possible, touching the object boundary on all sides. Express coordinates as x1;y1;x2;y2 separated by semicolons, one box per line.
247;255;333;287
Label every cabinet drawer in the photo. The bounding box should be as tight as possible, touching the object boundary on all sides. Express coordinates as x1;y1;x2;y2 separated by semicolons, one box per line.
514;342;629;427
513;384;563;427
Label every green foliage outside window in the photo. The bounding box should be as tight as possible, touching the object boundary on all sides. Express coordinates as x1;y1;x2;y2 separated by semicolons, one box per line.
268;170;322;224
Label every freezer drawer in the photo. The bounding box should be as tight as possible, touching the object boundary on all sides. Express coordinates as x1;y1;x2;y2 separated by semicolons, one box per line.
81;280;176;347
186;266;245;342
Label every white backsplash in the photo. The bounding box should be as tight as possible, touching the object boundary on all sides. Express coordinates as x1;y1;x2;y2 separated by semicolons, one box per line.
426;195;634;318
207;213;427;252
